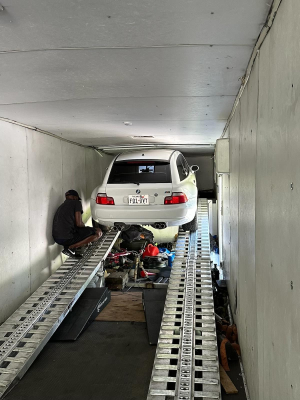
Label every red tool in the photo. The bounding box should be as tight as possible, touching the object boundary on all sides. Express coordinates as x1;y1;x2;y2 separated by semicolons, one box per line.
140;270;156;278
142;244;159;258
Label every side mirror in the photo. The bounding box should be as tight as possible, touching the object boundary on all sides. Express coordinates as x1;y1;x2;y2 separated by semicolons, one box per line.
191;165;199;172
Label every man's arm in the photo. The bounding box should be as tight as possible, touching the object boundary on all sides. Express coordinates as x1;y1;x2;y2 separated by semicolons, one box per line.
75;211;85;227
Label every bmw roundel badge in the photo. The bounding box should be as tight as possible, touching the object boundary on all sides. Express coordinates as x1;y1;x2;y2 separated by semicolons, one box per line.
136;189;141;194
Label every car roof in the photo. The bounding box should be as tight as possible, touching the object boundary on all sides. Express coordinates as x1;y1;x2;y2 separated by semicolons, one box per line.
115;149;176;162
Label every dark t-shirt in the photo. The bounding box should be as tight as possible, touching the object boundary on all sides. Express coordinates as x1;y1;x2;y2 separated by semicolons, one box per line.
52;199;83;240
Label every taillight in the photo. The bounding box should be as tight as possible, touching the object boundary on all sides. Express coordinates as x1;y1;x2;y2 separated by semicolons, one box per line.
96;193;115;205
164;192;188;204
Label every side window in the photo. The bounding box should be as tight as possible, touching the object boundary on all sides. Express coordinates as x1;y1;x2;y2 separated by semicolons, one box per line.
176;155;188;181
182;156;190;174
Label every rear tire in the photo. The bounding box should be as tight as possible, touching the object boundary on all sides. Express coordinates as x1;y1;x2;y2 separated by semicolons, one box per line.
92;218;101;228
182;213;198;232
92;219;109;232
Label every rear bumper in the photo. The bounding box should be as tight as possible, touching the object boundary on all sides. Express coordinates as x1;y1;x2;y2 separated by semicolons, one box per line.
91;199;196;227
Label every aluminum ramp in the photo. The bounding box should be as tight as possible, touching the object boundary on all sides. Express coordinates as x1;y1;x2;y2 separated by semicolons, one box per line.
0;229;120;398
147;199;221;400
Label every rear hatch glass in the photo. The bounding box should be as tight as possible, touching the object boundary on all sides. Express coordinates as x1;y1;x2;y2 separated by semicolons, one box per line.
108;160;172;184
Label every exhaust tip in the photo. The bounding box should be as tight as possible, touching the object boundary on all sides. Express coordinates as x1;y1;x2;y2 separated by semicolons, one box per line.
114;223;128;231
154;222;167;229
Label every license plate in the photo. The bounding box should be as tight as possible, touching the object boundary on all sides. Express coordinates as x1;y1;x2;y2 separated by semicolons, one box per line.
128;195;149;205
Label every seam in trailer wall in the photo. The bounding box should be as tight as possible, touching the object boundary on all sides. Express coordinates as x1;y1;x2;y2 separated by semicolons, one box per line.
25;129;32;294
221;0;283;138
255;50;261;400
0;116;88;149
0;117;114;156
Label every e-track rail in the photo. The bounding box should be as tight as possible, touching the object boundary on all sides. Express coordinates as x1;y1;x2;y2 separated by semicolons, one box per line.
0;229;120;398
147;199;221;400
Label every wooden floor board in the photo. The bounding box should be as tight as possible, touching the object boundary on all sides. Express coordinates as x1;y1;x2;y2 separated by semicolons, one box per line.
96;291;146;322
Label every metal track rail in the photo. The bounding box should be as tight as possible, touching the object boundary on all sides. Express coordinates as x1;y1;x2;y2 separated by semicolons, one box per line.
147;199;221;400
0;229;120;398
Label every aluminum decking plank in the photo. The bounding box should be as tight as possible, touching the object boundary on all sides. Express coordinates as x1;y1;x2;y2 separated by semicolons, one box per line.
147;199;221;400
0;229;120;398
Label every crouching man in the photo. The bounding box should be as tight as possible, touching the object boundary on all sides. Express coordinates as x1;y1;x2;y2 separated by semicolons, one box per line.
52;190;102;258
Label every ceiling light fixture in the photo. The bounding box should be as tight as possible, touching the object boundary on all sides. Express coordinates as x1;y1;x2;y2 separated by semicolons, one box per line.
132;136;154;139
123;121;133;126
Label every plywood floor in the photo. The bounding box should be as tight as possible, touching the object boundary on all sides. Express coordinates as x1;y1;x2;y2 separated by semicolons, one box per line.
96;291;146;322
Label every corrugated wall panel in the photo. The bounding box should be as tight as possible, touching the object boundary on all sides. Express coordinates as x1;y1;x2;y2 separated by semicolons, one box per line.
0;122;31;323
237;57;258;400
224;0;300;399
0;122;113;323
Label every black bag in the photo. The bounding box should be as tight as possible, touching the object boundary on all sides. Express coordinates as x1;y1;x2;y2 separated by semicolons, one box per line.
120;225;154;243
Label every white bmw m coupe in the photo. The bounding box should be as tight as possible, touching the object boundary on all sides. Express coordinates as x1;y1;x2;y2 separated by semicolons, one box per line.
91;149;199;231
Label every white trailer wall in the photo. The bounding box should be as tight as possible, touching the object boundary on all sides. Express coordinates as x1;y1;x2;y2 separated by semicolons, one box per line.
0;121;113;324
221;0;300;399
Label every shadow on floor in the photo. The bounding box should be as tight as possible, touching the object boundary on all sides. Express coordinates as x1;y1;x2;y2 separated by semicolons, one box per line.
222;359;247;399
5;322;156;400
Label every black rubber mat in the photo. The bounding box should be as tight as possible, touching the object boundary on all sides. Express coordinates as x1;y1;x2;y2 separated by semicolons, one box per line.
5;322;156;400
52;288;111;341
143;289;167;344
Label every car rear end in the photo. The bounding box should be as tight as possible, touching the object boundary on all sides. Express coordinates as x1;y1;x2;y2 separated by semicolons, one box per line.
91;151;195;227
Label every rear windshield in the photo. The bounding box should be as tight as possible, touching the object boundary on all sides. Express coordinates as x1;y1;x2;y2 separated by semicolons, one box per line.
108;160;172;184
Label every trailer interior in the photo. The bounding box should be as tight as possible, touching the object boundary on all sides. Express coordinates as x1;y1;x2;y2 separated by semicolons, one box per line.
1;1;298;399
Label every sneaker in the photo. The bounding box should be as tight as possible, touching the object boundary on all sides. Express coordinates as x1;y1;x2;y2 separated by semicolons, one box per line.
62;247;83;259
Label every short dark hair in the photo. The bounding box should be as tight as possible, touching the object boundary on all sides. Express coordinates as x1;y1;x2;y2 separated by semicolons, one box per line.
65;189;81;200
